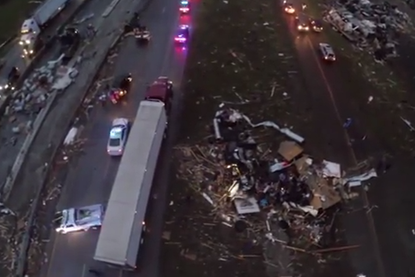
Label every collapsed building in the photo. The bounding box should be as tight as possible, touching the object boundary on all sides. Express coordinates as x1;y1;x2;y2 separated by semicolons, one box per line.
176;105;377;250
324;0;413;61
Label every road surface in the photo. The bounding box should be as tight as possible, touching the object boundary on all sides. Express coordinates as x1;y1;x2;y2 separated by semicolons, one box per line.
41;0;190;276
0;0;105;194
281;3;415;277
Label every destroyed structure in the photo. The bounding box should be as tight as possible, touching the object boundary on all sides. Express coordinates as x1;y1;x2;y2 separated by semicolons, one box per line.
176;105;377;251
324;0;413;61
3;54;79;135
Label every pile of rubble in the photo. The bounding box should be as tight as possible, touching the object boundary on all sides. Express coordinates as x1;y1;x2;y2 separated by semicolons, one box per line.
324;0;413;61
4;54;79;120
176;105;377;250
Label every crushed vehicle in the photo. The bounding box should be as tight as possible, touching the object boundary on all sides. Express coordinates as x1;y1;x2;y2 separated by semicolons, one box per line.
0;67;20;91
319;43;336;62
54;204;105;234
310;19;323;32
58;26;81;64
174;25;190;44
107;118;129;156
134;26;151;43
108;73;133;104
179;0;190;14
295;15;310;31
145;76;173;112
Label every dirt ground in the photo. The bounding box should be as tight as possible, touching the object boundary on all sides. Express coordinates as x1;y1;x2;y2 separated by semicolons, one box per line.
160;0;415;276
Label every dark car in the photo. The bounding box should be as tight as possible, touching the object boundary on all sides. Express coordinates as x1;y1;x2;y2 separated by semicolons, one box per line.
295;15;310;32
0;67;20;91
145;76;173;112
179;0;190;14
109;74;133;104
174;25;189;43
310;19;323;32
59;27;81;64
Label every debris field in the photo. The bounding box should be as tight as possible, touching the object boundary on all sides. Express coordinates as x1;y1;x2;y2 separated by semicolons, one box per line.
158;0;385;277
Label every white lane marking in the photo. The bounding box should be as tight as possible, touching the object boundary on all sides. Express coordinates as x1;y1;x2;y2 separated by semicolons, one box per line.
81;264;87;277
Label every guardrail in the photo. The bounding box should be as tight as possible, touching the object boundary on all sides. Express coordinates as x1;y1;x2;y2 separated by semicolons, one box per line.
0;0;94;201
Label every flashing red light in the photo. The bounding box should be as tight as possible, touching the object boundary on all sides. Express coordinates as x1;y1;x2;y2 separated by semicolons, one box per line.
180;8;189;12
175;37;186;42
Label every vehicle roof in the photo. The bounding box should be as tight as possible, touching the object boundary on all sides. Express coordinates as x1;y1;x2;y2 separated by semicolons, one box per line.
112;118;128;126
110;127;125;139
146;79;167;100
320;43;335;54
20;33;36;42
60;204;104;227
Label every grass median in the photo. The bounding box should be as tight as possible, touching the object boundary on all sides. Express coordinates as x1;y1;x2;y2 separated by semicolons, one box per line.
0;0;34;46
160;0;358;276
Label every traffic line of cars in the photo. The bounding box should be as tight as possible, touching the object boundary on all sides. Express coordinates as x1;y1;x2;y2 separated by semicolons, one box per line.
53;0;188;235
283;1;336;62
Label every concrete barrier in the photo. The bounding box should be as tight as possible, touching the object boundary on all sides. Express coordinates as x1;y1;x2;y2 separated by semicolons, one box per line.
0;0;94;200
0;36;16;52
14;31;124;277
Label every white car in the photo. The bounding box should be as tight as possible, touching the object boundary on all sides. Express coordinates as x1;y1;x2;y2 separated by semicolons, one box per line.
55;204;105;234
319;43;336;62
107;118;129;156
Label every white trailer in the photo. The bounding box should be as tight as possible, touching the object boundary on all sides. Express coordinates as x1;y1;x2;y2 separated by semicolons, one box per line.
94;100;167;269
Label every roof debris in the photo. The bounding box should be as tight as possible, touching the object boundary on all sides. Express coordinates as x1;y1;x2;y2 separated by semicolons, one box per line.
175;104;380;257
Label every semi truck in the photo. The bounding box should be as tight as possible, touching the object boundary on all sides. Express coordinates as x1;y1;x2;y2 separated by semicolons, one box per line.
19;0;71;58
93;77;173;269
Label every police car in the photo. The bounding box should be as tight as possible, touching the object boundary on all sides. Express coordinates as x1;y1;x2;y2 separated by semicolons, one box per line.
319;43;336;62
174;25;190;43
179;0;190;14
55;204;105;234
107;118;129;156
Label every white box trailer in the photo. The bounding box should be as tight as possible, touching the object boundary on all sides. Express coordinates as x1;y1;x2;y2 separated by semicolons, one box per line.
33;0;70;26
94;100;167;268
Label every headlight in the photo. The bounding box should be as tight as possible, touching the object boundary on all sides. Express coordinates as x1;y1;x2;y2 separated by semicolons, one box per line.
29;50;33;54
19;41;23;45
4;84;8;89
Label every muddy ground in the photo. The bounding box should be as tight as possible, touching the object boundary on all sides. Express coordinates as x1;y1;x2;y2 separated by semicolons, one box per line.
160;0;415;276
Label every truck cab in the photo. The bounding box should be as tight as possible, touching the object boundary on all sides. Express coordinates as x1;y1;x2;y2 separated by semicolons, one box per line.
145;76;173;113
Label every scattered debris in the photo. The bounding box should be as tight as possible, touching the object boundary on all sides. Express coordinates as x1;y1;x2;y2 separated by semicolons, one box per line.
176;104;379;255
324;0;413;61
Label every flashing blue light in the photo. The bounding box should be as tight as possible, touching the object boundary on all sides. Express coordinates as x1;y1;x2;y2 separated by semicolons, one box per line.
181;0;188;4
110;127;123;138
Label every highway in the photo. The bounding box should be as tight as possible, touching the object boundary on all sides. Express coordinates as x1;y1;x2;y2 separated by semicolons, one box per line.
0;0;104;195
0;0;89;85
41;0;190;276
281;2;413;277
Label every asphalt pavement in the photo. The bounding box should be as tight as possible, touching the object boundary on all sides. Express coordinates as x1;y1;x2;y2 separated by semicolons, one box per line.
0;0;101;195
41;0;189;276
281;2;411;277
